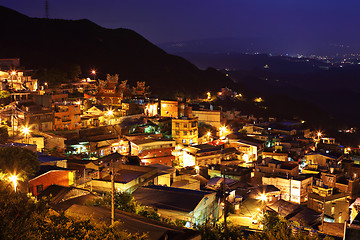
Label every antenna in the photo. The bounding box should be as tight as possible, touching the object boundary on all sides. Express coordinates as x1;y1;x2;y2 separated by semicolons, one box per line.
45;0;49;18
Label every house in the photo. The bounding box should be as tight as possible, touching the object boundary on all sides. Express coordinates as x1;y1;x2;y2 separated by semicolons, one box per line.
192;110;221;129
320;171;360;198
160;100;178;118
91;164;158;193
29;165;76;196
172;117;198;145
307;190;349;223
228;135;266;163
262;175;313;204
305;152;342;169
133;185;219;227
182;144;223;167
248;184;281;204
268;199;303;219
15;103;54;132
207;164;252;182
54;102;81;130
254;158;299;183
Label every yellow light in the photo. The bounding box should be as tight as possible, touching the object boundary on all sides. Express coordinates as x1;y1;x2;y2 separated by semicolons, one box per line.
11;71;16;75
259;193;267;202
254;97;263;103
207;132;211;137
9;174;18;192
21;126;30;136
91;70;96;75
107;109;114;116
317;132;322;138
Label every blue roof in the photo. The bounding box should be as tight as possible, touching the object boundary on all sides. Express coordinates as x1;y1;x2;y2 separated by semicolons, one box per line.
37;152;65;163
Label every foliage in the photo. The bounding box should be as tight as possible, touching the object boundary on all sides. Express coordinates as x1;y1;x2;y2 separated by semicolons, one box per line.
0;180;147;240
0;126;9;144
198;122;217;137
90;192;161;221
0;90;10;99
197;221;245;240
158;122;172;138
0;146;39;179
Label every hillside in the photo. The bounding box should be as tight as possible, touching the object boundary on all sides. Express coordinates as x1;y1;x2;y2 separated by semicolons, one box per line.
0;6;237;97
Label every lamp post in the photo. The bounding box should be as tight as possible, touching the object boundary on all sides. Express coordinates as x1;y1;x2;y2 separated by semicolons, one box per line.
9;174;18;192
21;126;30;144
107;109;114;125
91;70;96;81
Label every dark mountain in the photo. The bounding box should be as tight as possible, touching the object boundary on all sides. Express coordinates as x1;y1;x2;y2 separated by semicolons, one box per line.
0;6;237;97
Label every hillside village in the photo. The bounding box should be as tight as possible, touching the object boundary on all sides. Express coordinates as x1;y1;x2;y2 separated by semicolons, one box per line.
1;58;360;239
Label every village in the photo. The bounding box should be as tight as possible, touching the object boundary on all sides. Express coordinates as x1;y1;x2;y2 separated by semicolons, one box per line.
1;58;360;239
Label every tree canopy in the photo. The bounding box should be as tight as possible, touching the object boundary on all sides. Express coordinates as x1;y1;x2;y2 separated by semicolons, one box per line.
0;180;147;240
0;146;39;179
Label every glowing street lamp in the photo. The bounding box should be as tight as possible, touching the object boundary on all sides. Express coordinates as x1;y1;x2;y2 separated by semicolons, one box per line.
9;174;18;192
219;126;228;139
317;131;322;139
21;126;31;144
91;70;96;81
107;109;114;125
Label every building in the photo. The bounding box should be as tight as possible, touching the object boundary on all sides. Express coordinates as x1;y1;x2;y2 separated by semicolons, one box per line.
133;185;219;227
262;175;313;204
91;165;158;193
172;117;198;145
54;102;81;130
307;183;349;223
192;110;221;129
0;70;38;91
28;165;76;196
129;138;176;166
160;100;178;118
228;135;266;163
305;152;342;169
14;103;54;132
182;144;223;167
254;158;299;183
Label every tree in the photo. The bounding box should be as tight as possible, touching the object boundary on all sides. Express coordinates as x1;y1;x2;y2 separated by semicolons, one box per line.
0;90;10;99
0;180;147;240
0;146;39;179
0;126;9;144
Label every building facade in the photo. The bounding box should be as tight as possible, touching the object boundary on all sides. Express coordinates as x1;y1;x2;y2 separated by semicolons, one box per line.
172;117;198;145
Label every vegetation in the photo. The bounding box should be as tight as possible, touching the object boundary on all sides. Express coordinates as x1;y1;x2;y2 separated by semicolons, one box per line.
0;126;9;144
0;146;39;179
91;192;189;226
197;212;335;240
0;180;147;240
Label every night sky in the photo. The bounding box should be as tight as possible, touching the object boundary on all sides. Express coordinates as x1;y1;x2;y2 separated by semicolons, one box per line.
2;0;360;52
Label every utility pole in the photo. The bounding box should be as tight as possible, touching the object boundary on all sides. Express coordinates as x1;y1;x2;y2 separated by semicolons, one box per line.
321;195;326;231
222;166;227;236
111;159;115;225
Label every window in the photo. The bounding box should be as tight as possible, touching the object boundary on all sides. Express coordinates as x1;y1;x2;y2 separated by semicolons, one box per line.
176;131;180;135
183;131;187;135
184;123;188;128
175;123;179;128
37;184;43;194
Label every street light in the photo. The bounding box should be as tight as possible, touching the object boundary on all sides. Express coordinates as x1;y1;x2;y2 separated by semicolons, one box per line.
107;109;114;125
21;126;31;144
91;70;96;81
219;126;228;139
9;174;18;192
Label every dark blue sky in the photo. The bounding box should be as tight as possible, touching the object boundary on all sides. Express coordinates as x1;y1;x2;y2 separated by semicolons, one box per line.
2;1;360;51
